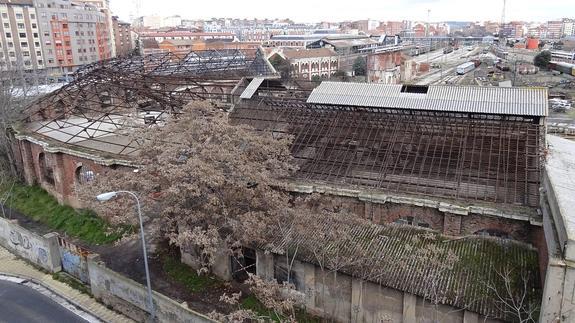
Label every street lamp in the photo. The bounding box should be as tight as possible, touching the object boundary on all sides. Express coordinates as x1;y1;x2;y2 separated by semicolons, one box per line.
96;191;155;320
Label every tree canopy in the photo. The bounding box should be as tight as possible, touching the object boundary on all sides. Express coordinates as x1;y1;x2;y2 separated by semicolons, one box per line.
80;101;297;270
353;56;367;76
534;51;551;69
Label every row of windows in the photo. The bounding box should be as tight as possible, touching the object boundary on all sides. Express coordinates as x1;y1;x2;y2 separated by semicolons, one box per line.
4;31;40;39
0;41;41;49
1;12;34;20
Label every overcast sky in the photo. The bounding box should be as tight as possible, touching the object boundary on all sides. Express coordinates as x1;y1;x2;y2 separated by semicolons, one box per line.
110;0;573;23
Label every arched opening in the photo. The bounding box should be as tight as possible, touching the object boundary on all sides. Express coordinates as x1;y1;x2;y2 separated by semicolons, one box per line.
394;216;430;228
38;153;54;185
474;229;511;240
75;165;95;185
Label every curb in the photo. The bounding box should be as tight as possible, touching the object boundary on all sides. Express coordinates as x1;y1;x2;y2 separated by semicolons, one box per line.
0;271;115;323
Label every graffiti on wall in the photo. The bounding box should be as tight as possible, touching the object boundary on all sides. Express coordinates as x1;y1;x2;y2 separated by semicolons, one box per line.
8;229;48;265
58;237;90;283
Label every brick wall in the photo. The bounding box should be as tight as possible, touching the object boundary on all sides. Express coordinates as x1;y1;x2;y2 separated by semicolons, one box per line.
19;140;111;207
311;195;535;244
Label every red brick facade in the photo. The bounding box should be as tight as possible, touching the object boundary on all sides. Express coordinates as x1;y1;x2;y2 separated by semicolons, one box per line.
18;140;110;207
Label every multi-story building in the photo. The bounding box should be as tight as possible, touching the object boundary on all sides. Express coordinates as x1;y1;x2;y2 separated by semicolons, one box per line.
112;15;131;57
162;15;181;28
0;0;44;72
34;0;113;75
563;18;575;37
382;21;404;36
546;20;563;39
132;15;162;30
273;48;339;80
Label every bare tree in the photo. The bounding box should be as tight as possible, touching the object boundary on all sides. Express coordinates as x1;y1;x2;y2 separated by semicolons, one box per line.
79;100;297;275
486;266;540;323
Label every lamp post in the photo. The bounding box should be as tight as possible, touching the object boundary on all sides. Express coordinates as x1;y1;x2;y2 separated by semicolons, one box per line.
96;191;155;320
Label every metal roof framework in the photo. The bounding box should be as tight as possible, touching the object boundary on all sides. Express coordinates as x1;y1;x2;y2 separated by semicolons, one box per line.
20;49;277;157
230;97;543;207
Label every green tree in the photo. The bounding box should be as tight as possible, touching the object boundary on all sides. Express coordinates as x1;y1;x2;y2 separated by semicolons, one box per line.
353;56;367;76
534;51;551;69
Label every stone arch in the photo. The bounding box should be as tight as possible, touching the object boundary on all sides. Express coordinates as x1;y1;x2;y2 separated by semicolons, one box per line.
38;152;54;185
474;229;511;240
75;164;95;185
394;216;430;228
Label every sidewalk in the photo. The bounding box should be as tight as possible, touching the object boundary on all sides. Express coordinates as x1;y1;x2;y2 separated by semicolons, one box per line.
0;245;134;323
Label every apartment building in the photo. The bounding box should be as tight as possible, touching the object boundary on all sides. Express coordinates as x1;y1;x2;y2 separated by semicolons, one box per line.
546;20;563;39
112;15;131;57
0;0;44;71
34;0;112;75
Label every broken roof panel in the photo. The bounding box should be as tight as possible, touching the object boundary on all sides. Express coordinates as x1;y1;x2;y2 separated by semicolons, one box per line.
306;82;548;117
265;219;539;321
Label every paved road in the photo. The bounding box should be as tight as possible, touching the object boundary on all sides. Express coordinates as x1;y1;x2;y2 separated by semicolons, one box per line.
0;280;87;323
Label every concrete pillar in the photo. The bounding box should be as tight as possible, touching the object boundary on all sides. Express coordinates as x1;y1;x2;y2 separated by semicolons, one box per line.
443;212;462;236
402;293;416;323
44;232;62;273
255;250;274;280
212;247;232;281
303;262;316;310
463;310;479;323
351;278;364;323
19;141;36;185
539;261;565;322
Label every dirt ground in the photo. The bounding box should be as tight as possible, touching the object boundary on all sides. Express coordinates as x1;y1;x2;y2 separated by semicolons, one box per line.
95;238;246;315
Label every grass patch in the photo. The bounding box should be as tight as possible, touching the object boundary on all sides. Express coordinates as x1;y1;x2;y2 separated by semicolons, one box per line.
52;272;91;295
241;295;320;323
162;254;221;293
1;183;131;245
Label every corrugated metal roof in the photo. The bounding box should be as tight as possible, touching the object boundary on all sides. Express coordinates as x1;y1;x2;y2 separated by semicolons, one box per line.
262;218;539;320
306;82;548;116
240;77;265;99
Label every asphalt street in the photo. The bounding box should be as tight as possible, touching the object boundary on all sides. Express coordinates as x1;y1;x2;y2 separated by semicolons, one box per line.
0;280;87;323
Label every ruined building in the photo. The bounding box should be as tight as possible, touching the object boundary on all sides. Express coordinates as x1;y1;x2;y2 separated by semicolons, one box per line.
11;49;575;322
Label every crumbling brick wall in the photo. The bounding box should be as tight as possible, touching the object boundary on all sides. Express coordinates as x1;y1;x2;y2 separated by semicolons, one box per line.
19;140;110;207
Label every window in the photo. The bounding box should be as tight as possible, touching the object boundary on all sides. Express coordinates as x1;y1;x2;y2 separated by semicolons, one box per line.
7;42;13;48
394;216;430;228
32;23;37;29
36;51;42;56
30;14;35;20
9;52;15;57
475;229;511;240
15;13;23;20
35;42;40;47
38;59;43;65
23;51;29;57
3;23;8;28
39;153;55;185
17;23;25;29
33;33;38;38
19;33;26;38
76;165;95;184
5;32;11;38
20;42;28;48
1;13;7;19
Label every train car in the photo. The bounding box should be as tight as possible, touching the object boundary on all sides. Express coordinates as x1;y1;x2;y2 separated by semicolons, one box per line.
443;47;453;54
549;61;575;76
457;62;475;75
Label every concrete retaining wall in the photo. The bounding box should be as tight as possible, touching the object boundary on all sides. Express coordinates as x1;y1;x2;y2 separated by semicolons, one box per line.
0;217;61;272
87;255;215;323
255;250;501;323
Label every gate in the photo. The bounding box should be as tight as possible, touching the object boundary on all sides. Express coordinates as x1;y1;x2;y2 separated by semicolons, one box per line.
57;237;91;284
